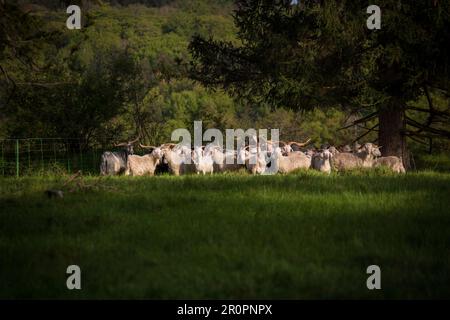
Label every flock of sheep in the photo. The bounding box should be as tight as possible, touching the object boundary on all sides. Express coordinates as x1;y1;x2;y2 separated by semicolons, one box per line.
100;137;406;176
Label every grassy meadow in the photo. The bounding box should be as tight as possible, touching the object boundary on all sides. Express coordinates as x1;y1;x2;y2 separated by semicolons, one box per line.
1;170;450;299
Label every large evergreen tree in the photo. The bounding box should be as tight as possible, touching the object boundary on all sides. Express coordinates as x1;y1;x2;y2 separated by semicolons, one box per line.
190;0;450;165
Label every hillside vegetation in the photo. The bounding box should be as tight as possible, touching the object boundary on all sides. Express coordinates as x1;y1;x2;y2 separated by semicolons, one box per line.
0;1;399;149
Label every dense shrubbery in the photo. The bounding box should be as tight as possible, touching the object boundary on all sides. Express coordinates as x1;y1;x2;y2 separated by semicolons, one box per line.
1;1;354;147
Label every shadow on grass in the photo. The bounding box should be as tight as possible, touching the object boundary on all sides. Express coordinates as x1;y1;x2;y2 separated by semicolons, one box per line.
0;172;449;299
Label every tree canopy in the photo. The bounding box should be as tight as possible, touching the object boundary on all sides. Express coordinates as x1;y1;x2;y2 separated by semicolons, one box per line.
190;0;450;162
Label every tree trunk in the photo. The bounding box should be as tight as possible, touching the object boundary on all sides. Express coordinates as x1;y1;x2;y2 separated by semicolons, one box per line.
378;102;410;169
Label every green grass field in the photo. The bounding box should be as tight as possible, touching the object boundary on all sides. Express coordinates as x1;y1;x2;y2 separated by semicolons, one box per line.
1;171;450;299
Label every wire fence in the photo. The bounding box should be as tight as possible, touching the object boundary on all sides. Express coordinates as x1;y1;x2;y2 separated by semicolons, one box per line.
0;138;114;177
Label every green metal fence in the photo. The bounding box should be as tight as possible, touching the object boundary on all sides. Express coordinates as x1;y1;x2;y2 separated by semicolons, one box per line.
0;138;113;177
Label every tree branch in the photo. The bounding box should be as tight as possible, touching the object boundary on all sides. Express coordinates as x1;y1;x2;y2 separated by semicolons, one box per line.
338;111;378;130
407;106;450;119
406;117;450;138
351;123;379;143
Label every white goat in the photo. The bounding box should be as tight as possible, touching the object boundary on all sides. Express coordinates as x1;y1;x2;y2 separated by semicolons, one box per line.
271;147;311;174
373;156;406;173
242;146;268;174
332;143;381;171
193;146;214;175
211;147;243;172
125;150;162;176
161;144;195;176
311;149;333;174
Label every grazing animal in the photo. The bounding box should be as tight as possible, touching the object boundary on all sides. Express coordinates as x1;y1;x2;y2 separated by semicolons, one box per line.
193;146;214;174
237;146;249;166
100;151;128;175
373;156;406;173
332;143;381;171
241;146;268;174
311;149;333;174
258;139;284;154
305;148;317;158
263;141;292;155
161;144;195;176
271;147;311;174
100;137;139;175
281;143;293;155
211;147;243;172
355;143;381;166
124;145;163;176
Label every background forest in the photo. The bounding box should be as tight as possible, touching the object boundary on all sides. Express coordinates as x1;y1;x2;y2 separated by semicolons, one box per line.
1;0;449;159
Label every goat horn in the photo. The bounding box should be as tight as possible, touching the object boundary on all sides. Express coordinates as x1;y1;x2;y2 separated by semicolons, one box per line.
288;138;311;147
161;143;176;149
268;140;287;146
139;143;157;149
114;142;128;147
128;135;140;144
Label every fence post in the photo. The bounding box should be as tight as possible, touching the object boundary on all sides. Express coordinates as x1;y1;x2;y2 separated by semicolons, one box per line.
16;139;19;178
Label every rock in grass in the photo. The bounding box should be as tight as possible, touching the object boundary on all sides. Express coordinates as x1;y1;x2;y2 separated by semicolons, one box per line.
45;190;64;199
